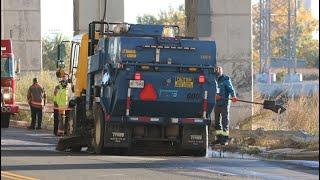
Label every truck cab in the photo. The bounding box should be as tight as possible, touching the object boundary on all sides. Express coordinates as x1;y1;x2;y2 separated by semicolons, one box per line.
1;39;19;128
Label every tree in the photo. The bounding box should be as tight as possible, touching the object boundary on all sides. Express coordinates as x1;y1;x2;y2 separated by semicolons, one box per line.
252;0;319;69
136;5;186;36
295;6;319;68
42;34;71;71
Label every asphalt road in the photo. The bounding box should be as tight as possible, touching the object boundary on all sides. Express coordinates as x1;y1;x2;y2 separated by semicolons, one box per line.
1;127;319;180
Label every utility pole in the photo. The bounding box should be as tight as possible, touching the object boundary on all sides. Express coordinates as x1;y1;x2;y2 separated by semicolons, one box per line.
259;0;297;75
259;0;271;74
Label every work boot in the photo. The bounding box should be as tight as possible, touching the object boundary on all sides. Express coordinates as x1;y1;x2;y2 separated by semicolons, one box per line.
28;126;35;130
214;135;230;145
213;135;224;145
220;135;230;145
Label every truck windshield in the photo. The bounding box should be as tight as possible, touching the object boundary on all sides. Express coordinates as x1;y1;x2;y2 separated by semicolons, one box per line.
1;57;14;77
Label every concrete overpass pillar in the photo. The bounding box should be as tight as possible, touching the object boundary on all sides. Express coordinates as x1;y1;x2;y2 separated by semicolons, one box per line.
73;0;124;35
186;0;253;129
1;0;42;71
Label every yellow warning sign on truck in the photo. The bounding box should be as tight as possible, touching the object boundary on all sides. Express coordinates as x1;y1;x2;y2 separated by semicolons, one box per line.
175;76;193;88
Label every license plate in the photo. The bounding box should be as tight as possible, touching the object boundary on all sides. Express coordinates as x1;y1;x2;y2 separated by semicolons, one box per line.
190;135;202;140
129;80;144;88
175;76;193;88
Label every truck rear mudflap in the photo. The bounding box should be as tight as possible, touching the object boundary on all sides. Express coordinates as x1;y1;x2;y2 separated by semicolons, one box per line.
103;116;209;151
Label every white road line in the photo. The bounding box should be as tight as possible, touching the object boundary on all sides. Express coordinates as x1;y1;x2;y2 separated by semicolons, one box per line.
97;174;126;177
197;168;237;176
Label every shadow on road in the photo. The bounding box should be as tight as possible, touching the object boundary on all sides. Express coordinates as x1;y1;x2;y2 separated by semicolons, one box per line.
1;157;318;176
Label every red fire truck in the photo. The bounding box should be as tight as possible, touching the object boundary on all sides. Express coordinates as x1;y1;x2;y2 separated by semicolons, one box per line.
1;39;20;128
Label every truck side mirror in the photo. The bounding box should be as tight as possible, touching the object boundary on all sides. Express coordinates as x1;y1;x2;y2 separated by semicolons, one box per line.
57;43;66;68
15;58;21;74
58;43;66;60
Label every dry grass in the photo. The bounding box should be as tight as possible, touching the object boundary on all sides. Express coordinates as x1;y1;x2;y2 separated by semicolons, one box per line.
251;92;319;135
283;94;319;135
12;71;58;124
16;71;58;104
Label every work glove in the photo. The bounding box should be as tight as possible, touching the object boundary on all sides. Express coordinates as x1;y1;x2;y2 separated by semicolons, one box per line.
231;97;238;103
215;95;222;100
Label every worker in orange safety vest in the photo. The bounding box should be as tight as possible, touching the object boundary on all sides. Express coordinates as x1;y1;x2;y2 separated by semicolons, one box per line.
27;78;47;130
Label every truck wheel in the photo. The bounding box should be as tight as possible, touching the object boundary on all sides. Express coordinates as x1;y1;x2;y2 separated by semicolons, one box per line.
193;148;207;157
71;145;82;152
93;104;105;154
1;114;10;128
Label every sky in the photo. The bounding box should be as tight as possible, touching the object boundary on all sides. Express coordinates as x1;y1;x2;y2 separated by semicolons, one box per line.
41;0;318;37
41;0;184;37
312;0;319;19
41;0;73;37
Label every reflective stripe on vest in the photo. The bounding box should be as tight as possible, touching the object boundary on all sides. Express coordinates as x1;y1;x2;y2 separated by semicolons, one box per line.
216;130;229;136
30;100;44;108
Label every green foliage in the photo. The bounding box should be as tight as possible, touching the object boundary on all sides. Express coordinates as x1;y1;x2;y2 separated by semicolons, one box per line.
42;34;71;71
136;5;186;36
137;15;159;25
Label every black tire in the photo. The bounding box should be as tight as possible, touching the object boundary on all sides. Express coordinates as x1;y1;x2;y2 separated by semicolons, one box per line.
177;148;207;157
1;114;10;128
193;148;207;157
71;145;82;152
92;104;105;154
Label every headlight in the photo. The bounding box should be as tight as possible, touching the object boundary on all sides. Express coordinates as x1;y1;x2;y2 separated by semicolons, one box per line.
3;93;11;100
1;87;12;100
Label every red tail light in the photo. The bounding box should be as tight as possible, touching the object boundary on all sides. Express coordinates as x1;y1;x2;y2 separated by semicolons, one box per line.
198;75;206;84
5;79;12;86
134;72;142;80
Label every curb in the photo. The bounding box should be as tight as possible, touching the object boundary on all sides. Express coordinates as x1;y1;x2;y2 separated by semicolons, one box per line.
259;151;319;161
281;160;319;169
9;120;54;131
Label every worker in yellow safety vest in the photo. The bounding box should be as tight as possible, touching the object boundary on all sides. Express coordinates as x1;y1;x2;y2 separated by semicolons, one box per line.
53;75;69;136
